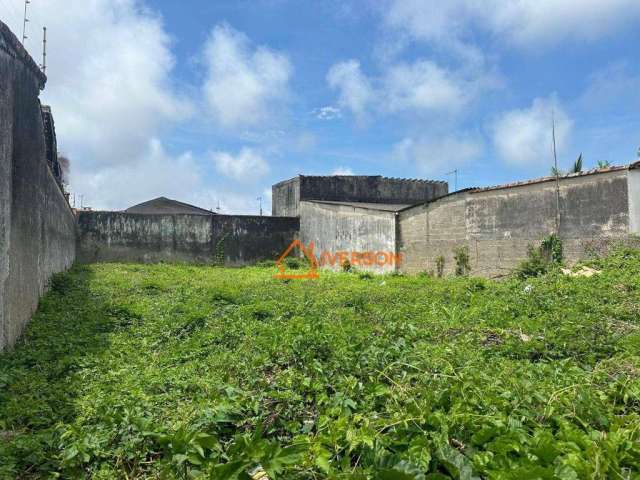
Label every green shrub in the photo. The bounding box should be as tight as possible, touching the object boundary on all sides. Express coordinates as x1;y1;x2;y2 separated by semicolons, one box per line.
453;246;470;276
435;255;445;278
3;249;640;478
341;258;352;272
517;234;564;279
540;233;563;263
284;257;302;269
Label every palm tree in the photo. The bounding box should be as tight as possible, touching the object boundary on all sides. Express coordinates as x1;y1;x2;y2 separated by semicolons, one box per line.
570;153;583;174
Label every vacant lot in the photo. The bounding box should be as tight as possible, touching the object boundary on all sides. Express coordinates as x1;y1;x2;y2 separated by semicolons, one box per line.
1;251;640;479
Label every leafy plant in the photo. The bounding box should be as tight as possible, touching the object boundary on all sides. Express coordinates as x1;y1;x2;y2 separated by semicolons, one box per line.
453;246;470;276
597;160;611;168
570;153;583;173
341;258;352;272
435;255;445;278
214;232;230;266
550;166;563;177
517;234;563;279
2;250;640;477
540;233;563;264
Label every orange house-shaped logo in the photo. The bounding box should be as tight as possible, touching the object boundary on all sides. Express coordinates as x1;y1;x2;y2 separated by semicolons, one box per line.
274;239;320;279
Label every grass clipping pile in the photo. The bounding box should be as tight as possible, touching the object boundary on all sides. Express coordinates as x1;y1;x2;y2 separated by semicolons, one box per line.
1;249;640;478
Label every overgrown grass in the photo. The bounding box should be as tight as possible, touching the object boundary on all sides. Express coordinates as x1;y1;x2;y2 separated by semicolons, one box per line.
1;249;640;478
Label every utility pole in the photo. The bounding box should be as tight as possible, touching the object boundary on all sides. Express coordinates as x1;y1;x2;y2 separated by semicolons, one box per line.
40;27;47;74
552;110;561;234
21;0;30;44
257;196;263;216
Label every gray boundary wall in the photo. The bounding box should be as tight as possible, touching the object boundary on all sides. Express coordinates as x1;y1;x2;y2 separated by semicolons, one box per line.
76;212;299;266
399;169;631;277
0;21;76;351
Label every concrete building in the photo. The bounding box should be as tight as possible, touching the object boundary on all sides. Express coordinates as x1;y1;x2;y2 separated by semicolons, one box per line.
272;175;448;217
299;201;411;273
125;197;215;215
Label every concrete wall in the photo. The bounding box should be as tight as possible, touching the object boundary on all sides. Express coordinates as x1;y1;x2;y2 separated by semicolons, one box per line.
272;177;301;217
299;201;398;273
0;21;76;351
273;175;447;217
399;169;632;277
77;212;299;266
628;168;640;234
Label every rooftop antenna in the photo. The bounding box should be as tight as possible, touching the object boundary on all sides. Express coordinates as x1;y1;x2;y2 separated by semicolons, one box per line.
445;169;458;192
552;110;561;234
21;0;30;44
257;196;263;216
216;200;221;213
40;26;46;74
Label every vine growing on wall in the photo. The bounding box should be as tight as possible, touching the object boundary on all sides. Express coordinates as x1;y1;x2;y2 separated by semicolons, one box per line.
214;232;230;266
435;255;445;278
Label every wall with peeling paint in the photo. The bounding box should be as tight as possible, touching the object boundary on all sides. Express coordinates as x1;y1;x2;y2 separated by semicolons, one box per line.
399;168;632;277
299;201;399;273
76;212;299;266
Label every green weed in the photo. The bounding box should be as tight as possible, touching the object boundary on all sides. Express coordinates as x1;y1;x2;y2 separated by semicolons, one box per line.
1;249;640;478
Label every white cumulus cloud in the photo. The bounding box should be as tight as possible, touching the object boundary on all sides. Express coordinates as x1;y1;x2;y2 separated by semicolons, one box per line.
212;147;270;181
327;60;374;122
327;57;497;120
384;0;640;49
491;97;572;167
331;166;354;175
315;106;342;120
384;60;473;114
393;134;482;176
9;0;191;169
203;24;292;128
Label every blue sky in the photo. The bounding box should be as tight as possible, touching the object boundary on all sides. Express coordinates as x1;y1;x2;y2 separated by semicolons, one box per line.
3;0;640;213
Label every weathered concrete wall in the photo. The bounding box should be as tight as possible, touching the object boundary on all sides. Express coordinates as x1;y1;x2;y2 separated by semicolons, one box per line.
77;212;299;266
628;168;640;234
0;21;76;351
273;175;447;217
299;201;398;272
399;193;469;275
272;177;301;217
399;170;632;277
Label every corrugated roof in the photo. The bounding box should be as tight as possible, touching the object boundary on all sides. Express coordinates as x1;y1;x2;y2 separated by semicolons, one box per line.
470;164;629;193
306;200;417;212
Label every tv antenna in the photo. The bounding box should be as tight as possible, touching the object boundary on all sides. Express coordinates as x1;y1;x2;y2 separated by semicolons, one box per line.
21;0;30;44
552;110;561;234
257;196;263;216
40;27;46;74
445;169;458;192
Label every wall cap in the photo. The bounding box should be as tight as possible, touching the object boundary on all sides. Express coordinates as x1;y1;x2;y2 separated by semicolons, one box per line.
0;20;46;89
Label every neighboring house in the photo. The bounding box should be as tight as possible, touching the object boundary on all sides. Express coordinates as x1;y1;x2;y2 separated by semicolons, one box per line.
125;197;215;215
